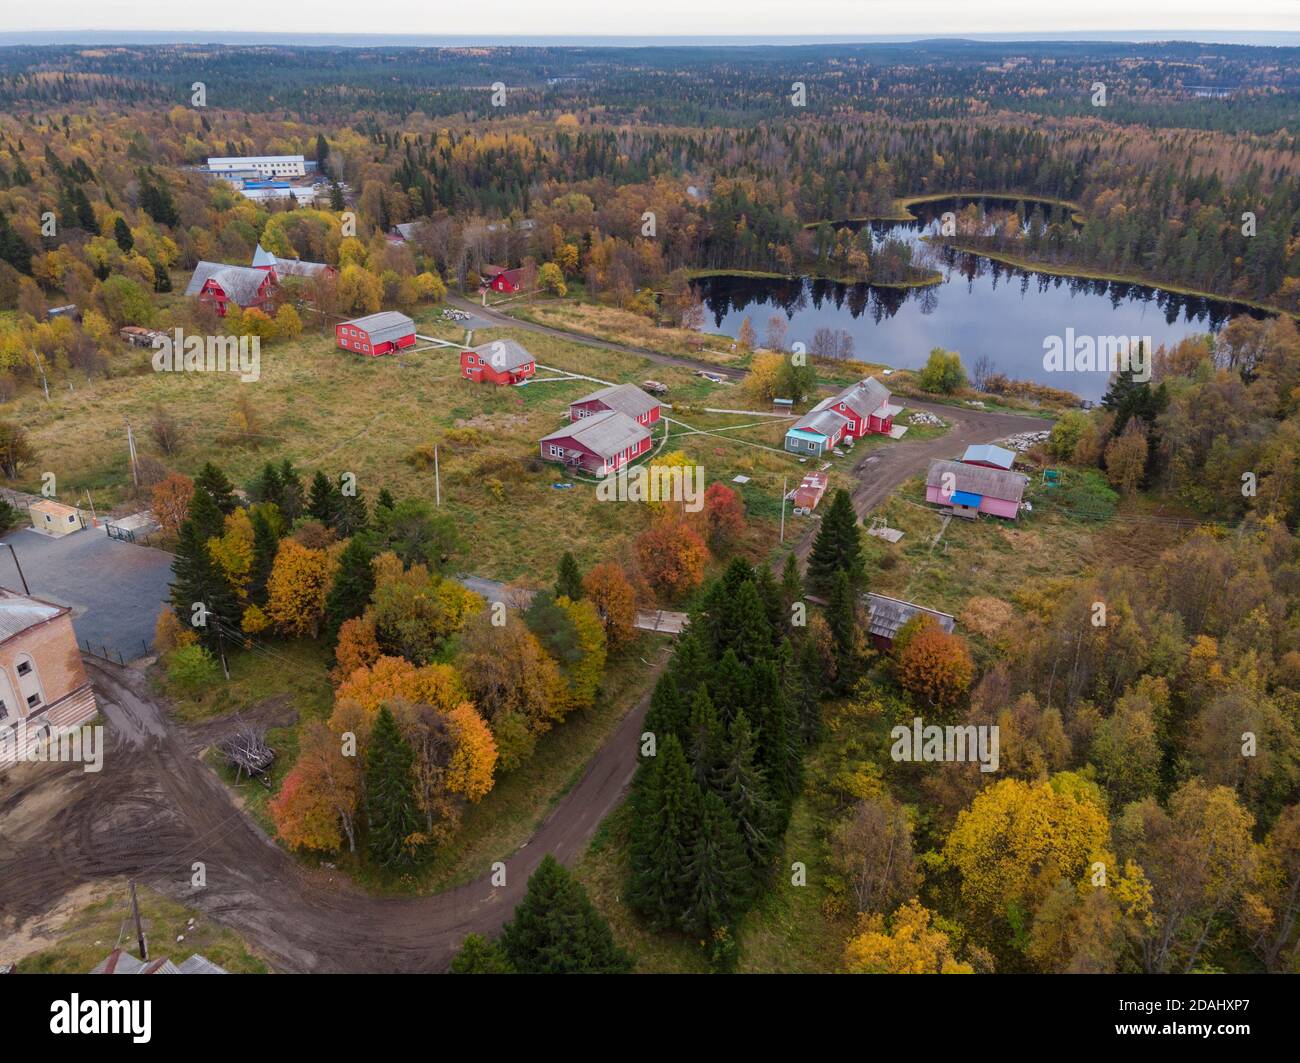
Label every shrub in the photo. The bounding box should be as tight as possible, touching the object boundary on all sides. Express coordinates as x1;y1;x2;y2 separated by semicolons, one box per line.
166;644;220;692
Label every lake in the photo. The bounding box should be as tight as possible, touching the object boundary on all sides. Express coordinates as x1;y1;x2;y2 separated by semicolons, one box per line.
693;198;1268;401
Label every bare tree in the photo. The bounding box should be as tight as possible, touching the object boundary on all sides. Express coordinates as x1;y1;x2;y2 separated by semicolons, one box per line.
972;354;996;392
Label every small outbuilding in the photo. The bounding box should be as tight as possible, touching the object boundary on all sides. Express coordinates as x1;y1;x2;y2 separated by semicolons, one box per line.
960;444;1017;471
336;312;417;356
865;593;957;650
29;500;84;537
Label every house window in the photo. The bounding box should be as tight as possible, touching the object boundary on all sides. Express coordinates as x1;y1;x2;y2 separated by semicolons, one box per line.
548;444;564;458
16;661;30;677
26;693;41;708
68;515;76;524
0;700;6;720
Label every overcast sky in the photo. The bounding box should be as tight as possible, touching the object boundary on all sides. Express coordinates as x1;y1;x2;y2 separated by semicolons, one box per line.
2;1;1297;38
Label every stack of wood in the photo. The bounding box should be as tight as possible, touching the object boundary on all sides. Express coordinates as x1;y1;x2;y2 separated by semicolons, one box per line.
217;723;275;782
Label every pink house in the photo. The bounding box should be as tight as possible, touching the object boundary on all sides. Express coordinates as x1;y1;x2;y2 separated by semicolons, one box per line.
925;459;1028;520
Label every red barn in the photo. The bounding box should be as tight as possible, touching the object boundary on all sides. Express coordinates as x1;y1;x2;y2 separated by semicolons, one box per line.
539;410;652;476
460;339;536;385
184;262;277;317
336;312;417;356
568;383;661;427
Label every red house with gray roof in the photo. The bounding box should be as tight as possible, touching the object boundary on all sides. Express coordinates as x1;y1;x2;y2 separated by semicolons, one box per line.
460;339;536;385
784;376;902;456
184;262;278;317
336;312;417;356
540;410;652;475
568;383;661;426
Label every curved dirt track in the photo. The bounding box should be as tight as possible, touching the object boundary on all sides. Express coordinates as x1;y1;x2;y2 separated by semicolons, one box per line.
0;660;654;973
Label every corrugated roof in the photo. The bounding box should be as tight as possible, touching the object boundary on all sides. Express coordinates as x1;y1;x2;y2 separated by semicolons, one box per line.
540;409;650;459
467;339;534;372
866;592;956;641
0;589;66;643
834;377;891;418
926;459;1028;503
184;262;272;305
962;444;1016;469
572;382;659;420
92;949;228;975
791;406;851;438
343;311;415;346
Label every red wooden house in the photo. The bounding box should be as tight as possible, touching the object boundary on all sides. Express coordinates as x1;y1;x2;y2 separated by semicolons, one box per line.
482;265;526;294
336;311;417;356
568;383;661;427
184;262;278;317
831;377;903;436
460;339;536;385
539;410;651;476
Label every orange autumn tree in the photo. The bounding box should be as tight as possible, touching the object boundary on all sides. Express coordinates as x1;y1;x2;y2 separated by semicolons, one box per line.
447;702;499;802
844;899;975;974
270;719;360;852
151;472;194;536
583;561;637;649
636;516;708;601
332;614;382;683
265;538;336;638
704;481;747;552
335;656;464;713
896;620;975;713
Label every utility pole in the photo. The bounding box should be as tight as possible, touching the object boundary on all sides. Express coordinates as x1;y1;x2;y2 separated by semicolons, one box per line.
129;881;148;960
84;490;98;528
4;542;30;595
125;419;139;487
780;476;787;543
433;444;441;507
212;609;230;680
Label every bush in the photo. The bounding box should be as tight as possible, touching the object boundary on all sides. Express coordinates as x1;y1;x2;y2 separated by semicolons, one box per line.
0;499;19;533
1056;469;1118;522
166;643;220;692
917;348;967;394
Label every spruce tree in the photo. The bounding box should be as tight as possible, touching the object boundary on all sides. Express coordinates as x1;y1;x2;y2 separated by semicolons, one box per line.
113;215;134;252
714;709;776;872
644;671;688;748
680;790;752;940
278;460;305;522
170;518;238;654
806;488;863;594
364;706;423;868
309;470;340;525
324;538;375;649
750;659;800;824
554;551;583;601
827;568;859;693
248;507;279;606
628;734;699;929
450;933;514;974
500;855;631;973
794;634;826;743
376;487;396;512
780;551;802;608
336;488;369;539
686;687;725;791
187;481;227;543
254;461;283;507
194;462;236;515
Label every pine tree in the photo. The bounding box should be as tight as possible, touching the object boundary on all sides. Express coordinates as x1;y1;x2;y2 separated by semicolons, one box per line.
500;855;631;973
324;538;375;649
644;671;688;747
554;551;583;601
170;519;238;655
113;215;134;252
714;709;776;871
450;933;514;973
794;634;825;743
309;470;340;525
376;487;396;512
628;734;699;928
706;648;750;724
827;568;859;693
336;488;369;539
780;551;802;608
249;507;279;606
750;659;800;823
680;790;752;940
364;706;423;868
194;462;236;515
806;488;863;594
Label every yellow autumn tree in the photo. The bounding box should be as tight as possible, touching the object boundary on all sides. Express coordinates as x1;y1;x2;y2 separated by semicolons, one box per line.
334;656;464;714
208;507;255;598
446;702;499;802
943;776;1110;936
559;596;607;712
844;900;974;974
264;538;336;638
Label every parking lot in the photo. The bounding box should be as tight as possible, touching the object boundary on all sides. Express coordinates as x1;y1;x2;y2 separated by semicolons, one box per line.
0;524;173;660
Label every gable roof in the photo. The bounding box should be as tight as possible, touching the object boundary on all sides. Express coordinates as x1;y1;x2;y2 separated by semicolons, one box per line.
466;338;534;372
961;444;1017;470
540;409;650;459
251;243;276;267
92;949;228;975
342;311;415;345
866;593;957;641
835;376;891;418
251;244;331;279
573;382;659;420
925;459;1028;503
0;588;68;645
184;262;273;305
790;398;851;439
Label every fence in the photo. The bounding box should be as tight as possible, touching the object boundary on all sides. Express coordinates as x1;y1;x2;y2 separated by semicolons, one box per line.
81;639;151;666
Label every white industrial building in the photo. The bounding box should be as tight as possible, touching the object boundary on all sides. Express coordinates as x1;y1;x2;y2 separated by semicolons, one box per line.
207;155;306;179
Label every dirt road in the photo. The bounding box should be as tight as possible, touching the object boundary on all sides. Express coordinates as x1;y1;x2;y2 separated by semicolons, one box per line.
0;659;656;973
